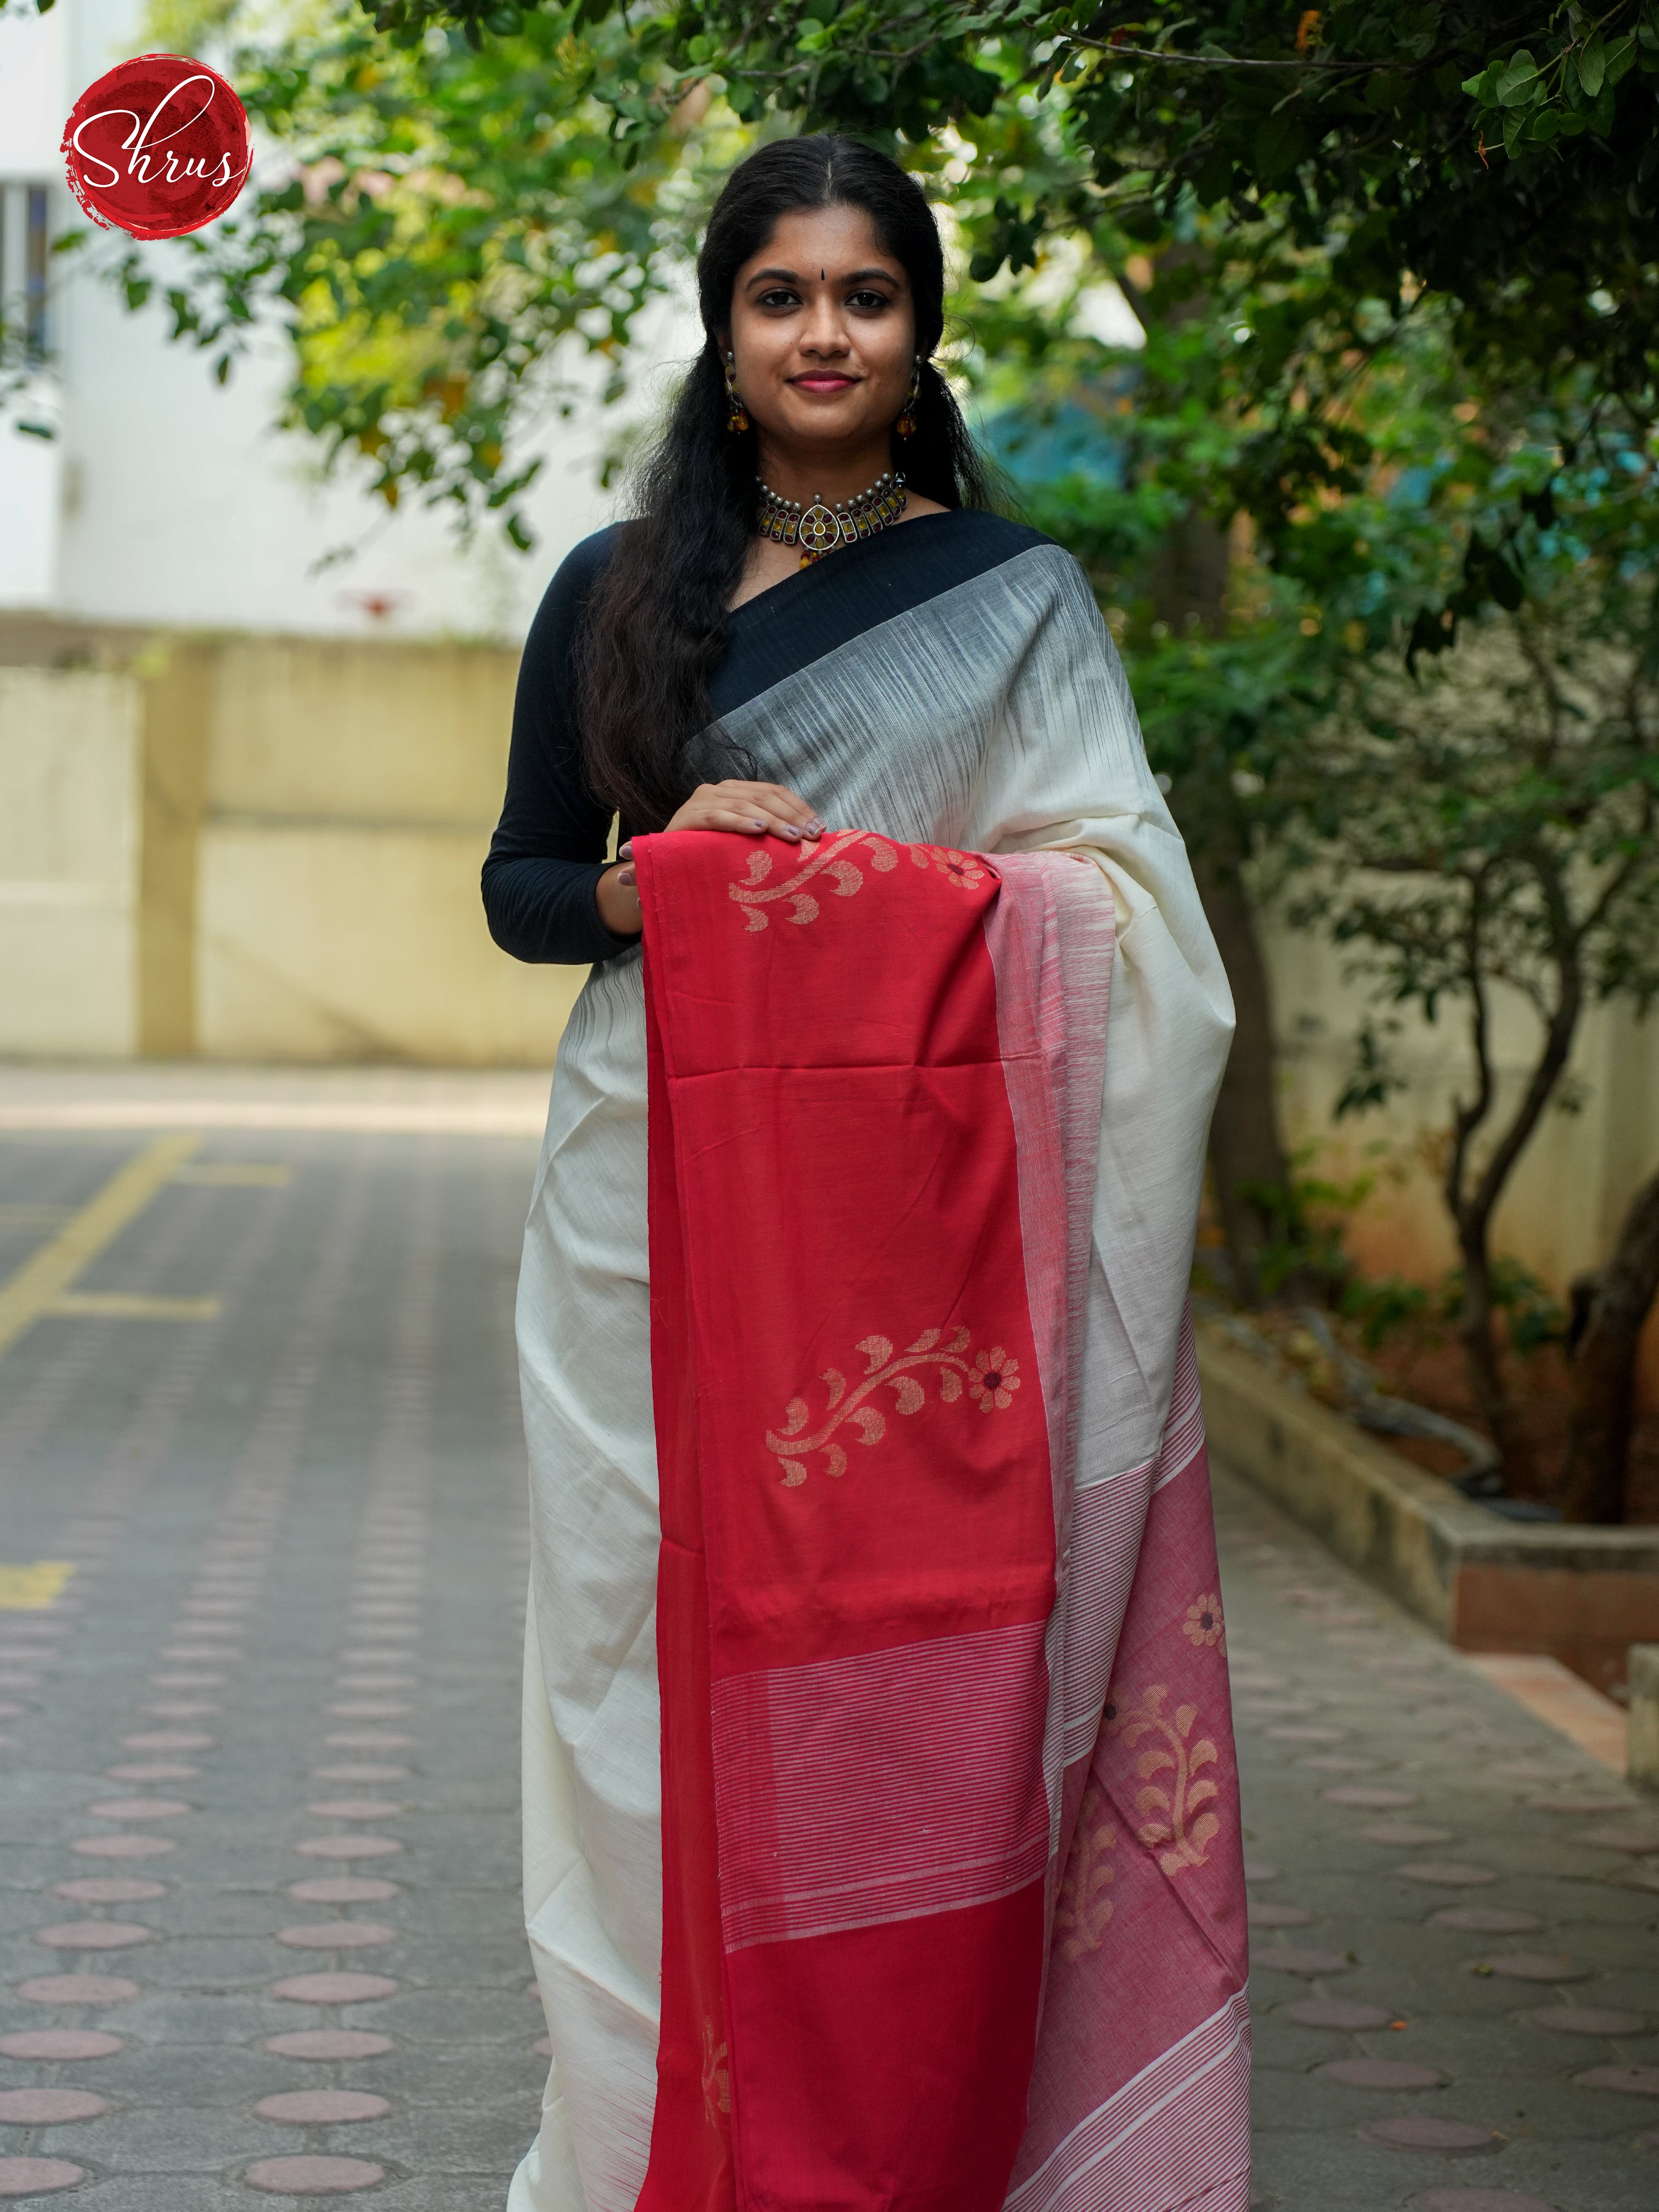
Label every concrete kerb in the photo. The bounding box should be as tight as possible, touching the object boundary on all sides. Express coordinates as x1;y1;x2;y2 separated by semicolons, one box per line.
1629;1644;1659;1792
1196;1326;1659;1711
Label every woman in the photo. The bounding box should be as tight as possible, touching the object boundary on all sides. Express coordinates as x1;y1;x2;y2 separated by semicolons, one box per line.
485;137;1247;2212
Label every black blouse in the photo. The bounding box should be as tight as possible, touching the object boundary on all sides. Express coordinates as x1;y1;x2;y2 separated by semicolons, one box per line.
481;509;1047;967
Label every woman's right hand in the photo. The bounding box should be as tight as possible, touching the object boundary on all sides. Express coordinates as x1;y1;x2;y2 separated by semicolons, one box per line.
664;781;826;842
595;782;826;938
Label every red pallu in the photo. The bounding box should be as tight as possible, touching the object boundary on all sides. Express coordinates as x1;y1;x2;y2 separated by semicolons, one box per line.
633;828;1249;2212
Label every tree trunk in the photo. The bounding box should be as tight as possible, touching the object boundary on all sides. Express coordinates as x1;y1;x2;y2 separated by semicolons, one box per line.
1454;1215;1536;1487
1146;504;1301;1305
1560;1167;1659;1523
1192;849;1294;1304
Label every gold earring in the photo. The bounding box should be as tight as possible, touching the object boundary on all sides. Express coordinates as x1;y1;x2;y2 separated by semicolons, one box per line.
895;360;921;439
724;351;750;435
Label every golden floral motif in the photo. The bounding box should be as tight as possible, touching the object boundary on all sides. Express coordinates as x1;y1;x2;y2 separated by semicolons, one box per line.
765;1324;1016;1485
700;2015;730;2123
1056;1785;1117;1963
1104;1682;1221;1878
1182;1593;1226;1652
968;1346;1020;1412
932;848;989;889
728;829;898;932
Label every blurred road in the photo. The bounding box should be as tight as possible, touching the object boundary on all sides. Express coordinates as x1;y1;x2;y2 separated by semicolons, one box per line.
1;1066;1657;2209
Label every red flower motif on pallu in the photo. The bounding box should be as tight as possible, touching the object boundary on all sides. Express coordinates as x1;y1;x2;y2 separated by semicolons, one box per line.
728;828;898;930
968;1346;1020;1411
700;2015;730;2123
1182;1592;1226;1652
1105;1683;1221;1877
932;848;988;889
1055;1784;1117;1963
765;1325;1017;1485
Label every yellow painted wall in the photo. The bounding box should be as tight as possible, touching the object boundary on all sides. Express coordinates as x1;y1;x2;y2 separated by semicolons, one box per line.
0;666;140;1056
0;635;585;1068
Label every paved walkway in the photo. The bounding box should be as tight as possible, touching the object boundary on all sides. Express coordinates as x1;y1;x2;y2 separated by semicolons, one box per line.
1;1071;1657;2208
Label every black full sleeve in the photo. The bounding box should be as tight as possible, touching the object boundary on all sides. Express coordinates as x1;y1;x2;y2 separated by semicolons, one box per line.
481;526;639;966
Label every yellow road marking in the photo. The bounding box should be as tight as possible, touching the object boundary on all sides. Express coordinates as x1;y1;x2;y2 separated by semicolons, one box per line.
50;1291;221;1321
0;1562;75;1609
172;1163;292;1186
0;1132;200;1362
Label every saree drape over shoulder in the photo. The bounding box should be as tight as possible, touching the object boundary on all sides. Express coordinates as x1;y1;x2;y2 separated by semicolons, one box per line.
509;512;1247;2212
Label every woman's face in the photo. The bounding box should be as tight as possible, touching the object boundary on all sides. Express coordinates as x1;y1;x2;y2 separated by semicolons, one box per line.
725;204;917;460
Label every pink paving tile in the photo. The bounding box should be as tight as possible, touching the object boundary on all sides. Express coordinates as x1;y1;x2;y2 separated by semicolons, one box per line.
0;1704;29;1722
0;2030;122;2060
1575;1821;1659;1855
1477;1953;1587;1983
1302;1755;1384;1773
1252;1948;1352;1977
1243;1862;1281;1884
276;1925;396;1950
244;2155;386;2193
1248;1903;1313;1928
1361;2117;1497;2154
33;1922;153;1950
0;2090;107;2124
324;1734;413;1752
139;1700;218;1718
531;2036;553;2059
1396;1863;1497;1887
1572;2066;1659;2094
0;1673;43;1692
312;1767;409;1785
334;1677;416;1694
286;1878;399;1904
1359;1824;1453;1847
1284;1999;1395;2030
0;2158;87;2196
121;1731;213;1753
1522;1793;1632;1815
326;1702;413;1720
1266;1725;1347;1743
293;1837;402;1860
266;2030;394;2060
85;1798;190;1821
254;2091;391;2123
1412;2195;1561;2211
270;1972;399;2004
1434;1909;1543;1934
19;1975;140;2005
1532;2006;1649;2035
52;1878;166;1904
305;1800;402;1821
69;1835;174;1859
1320;2058;1447;2090
104;1763;197;1784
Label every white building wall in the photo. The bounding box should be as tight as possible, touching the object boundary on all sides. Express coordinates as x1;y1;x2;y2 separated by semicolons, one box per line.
0;0;643;641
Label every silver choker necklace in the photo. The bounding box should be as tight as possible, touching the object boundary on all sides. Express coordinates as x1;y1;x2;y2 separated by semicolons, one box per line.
757;471;907;566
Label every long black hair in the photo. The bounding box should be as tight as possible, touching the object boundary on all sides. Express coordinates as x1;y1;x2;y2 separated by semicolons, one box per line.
574;134;991;831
